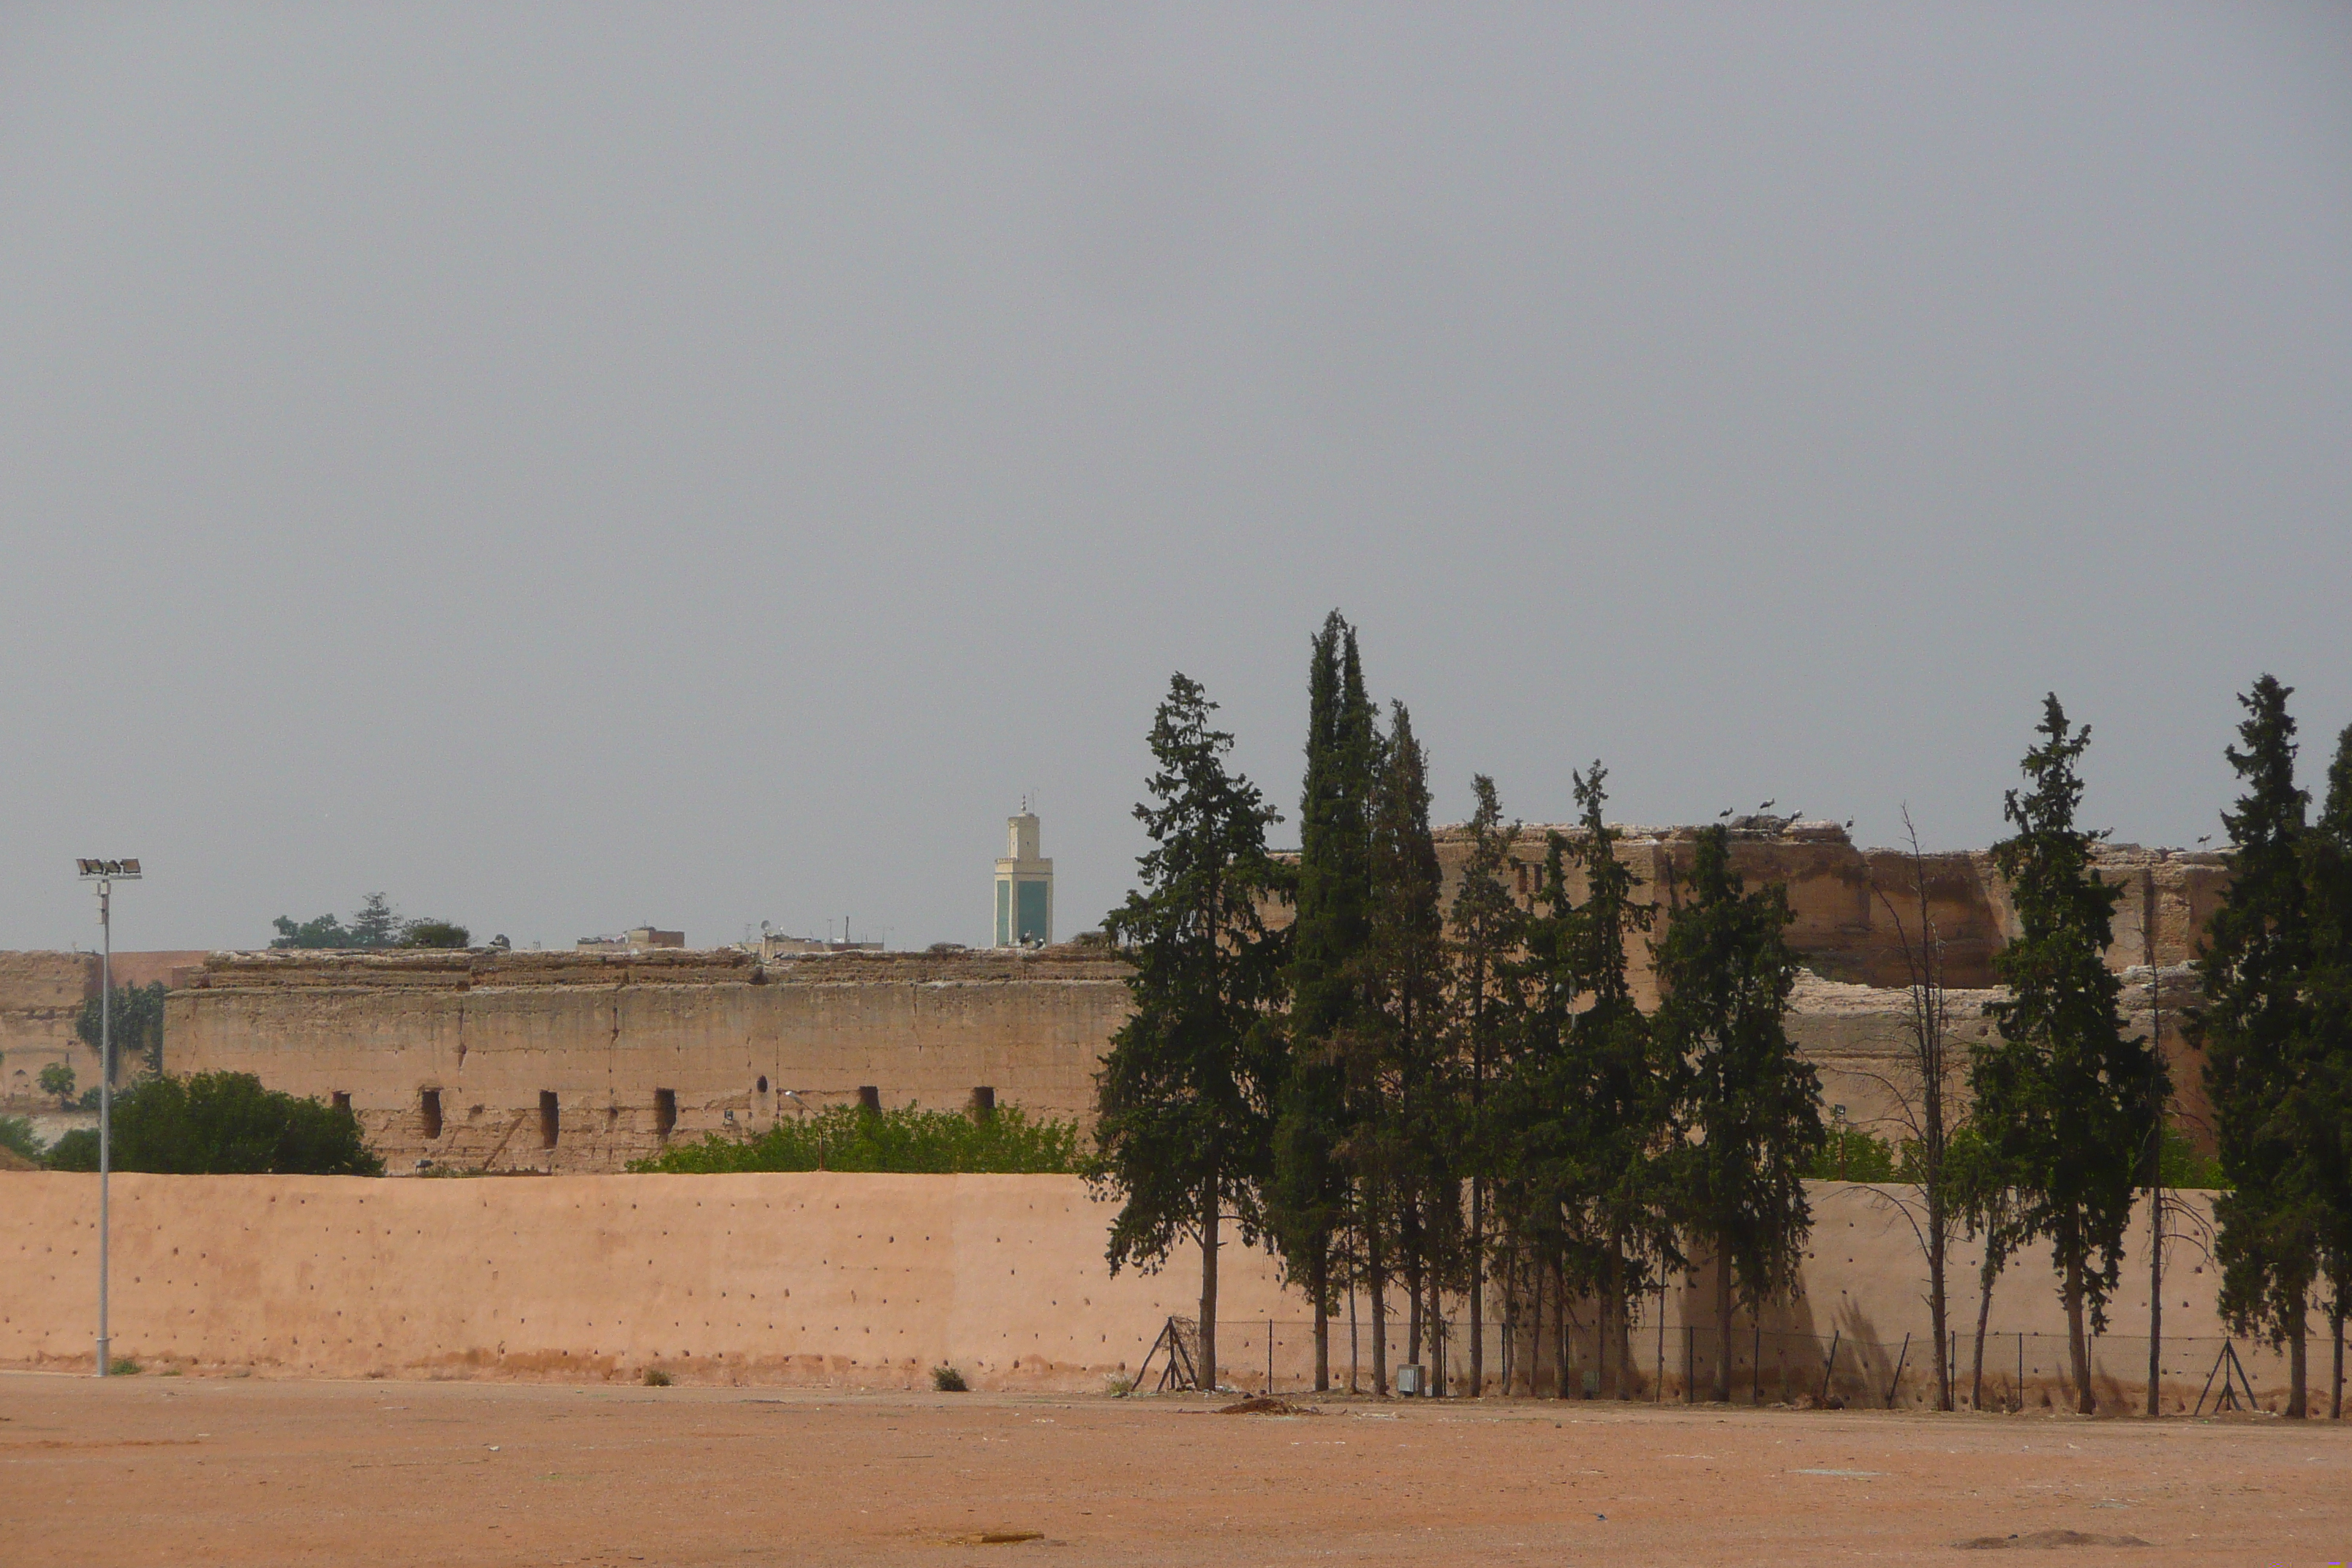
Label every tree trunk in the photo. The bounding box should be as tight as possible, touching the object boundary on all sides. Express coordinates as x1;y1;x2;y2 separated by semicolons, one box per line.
1406;1236;1424;1375
2287;1292;2308;1420
1368;1228;1389;1398
1311;1242;1330;1392
1429;1275;1447;1398
2064;1252;2093;1415
2331;1294;2344;1422
1347;1253;1360;1395
1971;1242;1998;1411
1199;1178;1221;1394
1599;1237;1622;1400
2145;1190;2164;1417
1524;1256;1542;1396
1714;1236;1735;1403
1594;1287;1608;1401
1927;1183;1950;1411
1615;1240;1637;1399
1468;1177;1485;1397
1555;1256;1573;1401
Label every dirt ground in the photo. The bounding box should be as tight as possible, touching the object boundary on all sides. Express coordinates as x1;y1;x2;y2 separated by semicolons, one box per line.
2;1373;2345;1567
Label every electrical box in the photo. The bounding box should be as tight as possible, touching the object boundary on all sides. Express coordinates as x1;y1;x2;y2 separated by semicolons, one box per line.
1395;1363;1425;1396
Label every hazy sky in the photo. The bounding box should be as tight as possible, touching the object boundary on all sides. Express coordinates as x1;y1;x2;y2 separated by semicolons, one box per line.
4;4;2348;955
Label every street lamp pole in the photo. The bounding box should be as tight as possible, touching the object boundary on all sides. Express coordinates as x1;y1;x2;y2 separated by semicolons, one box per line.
76;857;140;1379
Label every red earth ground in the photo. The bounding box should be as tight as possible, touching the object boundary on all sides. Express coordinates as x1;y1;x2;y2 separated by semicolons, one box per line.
2;1371;2345;1566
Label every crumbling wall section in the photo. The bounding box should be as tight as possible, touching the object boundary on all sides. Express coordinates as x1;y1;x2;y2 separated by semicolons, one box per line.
0;951;97;1108
168;949;1131;1173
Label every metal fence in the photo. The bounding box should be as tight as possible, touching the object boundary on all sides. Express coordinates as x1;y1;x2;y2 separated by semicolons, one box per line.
1169;1316;2328;1416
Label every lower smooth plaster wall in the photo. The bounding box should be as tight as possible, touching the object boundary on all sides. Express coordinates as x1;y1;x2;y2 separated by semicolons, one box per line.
0;1174;2274;1409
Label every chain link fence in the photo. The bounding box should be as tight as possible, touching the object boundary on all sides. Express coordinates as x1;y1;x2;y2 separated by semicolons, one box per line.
1175;1316;2326;1415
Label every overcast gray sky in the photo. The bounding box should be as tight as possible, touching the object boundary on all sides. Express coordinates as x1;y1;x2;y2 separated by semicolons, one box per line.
4;4;2348;955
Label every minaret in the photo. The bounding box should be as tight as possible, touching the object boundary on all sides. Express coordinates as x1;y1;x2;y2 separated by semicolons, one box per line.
993;808;1053;947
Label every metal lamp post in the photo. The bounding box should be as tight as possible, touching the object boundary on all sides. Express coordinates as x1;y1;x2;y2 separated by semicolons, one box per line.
75;857;140;1379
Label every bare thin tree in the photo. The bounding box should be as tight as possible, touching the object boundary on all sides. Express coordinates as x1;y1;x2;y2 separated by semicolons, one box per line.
1852;807;1962;1411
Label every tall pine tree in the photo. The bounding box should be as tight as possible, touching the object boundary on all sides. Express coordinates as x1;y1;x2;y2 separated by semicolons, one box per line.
1362;704;1457;1391
1094;674;1289;1391
2201;675;2321;1415
1448;775;1523;1396
1501;765;1676;1397
2302;723;2352;1417
1656;822;1825;1403
1269;612;1379;1391
1975;695;2160;1415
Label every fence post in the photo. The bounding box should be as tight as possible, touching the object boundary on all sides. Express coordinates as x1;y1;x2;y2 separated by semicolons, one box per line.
1684;1324;1695;1404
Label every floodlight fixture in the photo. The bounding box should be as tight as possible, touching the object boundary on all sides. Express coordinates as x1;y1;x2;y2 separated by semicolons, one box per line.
75;856;142;1377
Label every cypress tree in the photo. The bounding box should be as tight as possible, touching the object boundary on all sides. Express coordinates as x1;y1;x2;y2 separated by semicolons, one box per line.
2302;724;2352;1417
1448;775;1523;1395
1975;694;2161;1415
1270;613;1379;1391
2202;676;2322;1416
1656;822;1825;1403
1565;766;1678;1396
1494;827;1583;1394
1500;766;1676;1397
1094;674;1289;1392
2200;675;2324;1415
1363;704;1455;1391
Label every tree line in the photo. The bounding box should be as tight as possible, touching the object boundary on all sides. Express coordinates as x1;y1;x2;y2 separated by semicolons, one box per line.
271;892;472;950
1088;614;2352;1417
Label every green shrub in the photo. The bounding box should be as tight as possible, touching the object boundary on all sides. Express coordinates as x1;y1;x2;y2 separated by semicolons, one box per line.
2157;1123;2228;1189
628;1102;1081;1175
642;1368;672;1387
38;1062;75;1107
932;1365;968;1392
1804;1126;1899;1183
108;1358;141;1376
0;1115;41;1162
43;1072;382;1176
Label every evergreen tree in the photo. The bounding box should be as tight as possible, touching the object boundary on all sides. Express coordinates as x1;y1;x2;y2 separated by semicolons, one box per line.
2302;723;2352;1417
1447;774;1523;1396
1656;822;1825;1403
349;893;403;949
1093;674;1289;1392
1269;612;1379;1390
1490;827;1581;1393
2200;675;2323;1415
1499;766;1676;1398
1975;695;2161;1415
1566;766;1679;1396
1361;704;1456;1390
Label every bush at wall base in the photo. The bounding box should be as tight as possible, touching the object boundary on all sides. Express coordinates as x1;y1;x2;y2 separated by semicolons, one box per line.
43;1072;382;1176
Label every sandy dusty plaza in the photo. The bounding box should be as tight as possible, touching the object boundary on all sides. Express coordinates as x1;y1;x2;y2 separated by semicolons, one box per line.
3;1373;2347;1567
